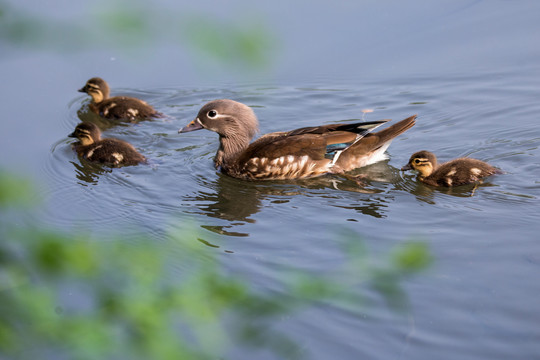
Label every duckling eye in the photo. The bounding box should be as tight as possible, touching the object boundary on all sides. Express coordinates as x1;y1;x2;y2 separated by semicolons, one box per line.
414;159;421;165
207;110;217;118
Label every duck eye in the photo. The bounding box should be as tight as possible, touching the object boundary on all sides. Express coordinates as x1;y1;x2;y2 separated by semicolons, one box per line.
207;110;217;118
414;159;421;164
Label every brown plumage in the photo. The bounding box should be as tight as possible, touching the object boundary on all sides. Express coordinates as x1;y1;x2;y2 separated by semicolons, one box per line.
69;122;146;166
401;150;502;187
78;77;160;121
178;99;416;180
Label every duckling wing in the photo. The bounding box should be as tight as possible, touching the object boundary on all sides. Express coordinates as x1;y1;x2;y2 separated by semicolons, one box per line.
84;139;145;166
99;97;157;120
433;158;501;186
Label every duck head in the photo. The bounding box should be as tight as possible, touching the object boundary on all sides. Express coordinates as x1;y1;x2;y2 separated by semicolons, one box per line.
78;77;110;103
179;99;259;139
401;150;438;177
179;99;260;169
69;122;101;146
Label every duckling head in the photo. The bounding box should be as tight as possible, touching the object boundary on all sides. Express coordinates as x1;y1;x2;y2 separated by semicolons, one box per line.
69;122;102;146
179;99;259;141
78;77;110;103
401;150;438;178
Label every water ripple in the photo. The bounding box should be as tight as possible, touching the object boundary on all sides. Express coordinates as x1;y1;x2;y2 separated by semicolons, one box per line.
39;79;540;243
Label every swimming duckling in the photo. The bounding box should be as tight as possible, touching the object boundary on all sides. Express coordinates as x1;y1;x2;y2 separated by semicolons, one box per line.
401;150;502;187
69;122;146;166
78;77;160;121
179;99;416;180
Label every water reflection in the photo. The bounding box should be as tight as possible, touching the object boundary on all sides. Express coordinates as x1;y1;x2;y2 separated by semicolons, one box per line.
71;160;112;185
188;175;262;223
183;162;407;232
76;104;151;130
398;172;501;204
68;97;118;131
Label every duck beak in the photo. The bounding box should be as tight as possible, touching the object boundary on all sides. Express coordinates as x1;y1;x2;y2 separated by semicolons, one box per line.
178;119;204;133
68;131;76;138
78;86;87;93
401;163;412;171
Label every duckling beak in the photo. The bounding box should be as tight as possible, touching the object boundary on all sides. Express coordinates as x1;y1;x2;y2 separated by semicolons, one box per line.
178;119;204;133
78;87;86;93
401;163;412;171
68;131;77;138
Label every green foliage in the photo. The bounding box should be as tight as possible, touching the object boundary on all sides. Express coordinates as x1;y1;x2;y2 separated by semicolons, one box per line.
0;170;432;359
392;241;432;273
0;170;35;206
0;1;275;71
92;2;152;49
181;15;276;70
370;241;432;311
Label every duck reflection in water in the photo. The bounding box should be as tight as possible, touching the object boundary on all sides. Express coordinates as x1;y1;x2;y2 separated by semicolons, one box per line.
182;175;264;237
70;160;112;185
182;160;404;235
398;171;500;204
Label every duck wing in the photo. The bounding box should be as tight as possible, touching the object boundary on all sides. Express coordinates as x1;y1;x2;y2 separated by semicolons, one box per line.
241;120;389;162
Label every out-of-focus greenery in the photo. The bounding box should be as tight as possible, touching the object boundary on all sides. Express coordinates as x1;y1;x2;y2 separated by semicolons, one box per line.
0;0;275;71
0;170;35;206
0;170;432;359
180;15;275;71
1;2;431;355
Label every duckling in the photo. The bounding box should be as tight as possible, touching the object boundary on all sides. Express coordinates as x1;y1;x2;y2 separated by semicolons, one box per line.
78;77;160;121
69;122;146;166
178;99;416;180
401;150;502;187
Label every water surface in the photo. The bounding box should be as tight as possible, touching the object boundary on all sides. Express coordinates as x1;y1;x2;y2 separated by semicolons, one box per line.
2;0;540;359
40;70;540;359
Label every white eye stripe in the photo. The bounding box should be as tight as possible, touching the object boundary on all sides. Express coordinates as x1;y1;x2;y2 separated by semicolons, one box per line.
206;110;231;119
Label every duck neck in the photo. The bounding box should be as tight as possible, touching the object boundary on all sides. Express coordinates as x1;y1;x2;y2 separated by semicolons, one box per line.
90;88;109;104
215;135;250;169
90;92;104;104
418;163;435;178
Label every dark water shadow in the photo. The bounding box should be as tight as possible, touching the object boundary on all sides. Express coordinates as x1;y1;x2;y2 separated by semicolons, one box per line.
70;160;113;186
397;172;501;204
182;161;407;235
76;104;155;131
72;88;166;132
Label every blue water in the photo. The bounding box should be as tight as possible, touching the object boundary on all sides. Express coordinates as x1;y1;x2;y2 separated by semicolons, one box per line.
2;0;540;359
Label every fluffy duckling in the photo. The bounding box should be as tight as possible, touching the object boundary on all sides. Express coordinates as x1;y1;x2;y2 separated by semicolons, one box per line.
78;77;160;121
179;99;416;180
401;150;502;187
69;122;146;166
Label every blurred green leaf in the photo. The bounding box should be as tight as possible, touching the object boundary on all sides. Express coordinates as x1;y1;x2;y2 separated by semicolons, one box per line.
0;1;276;74
0;170;35;206
181;15;276;70
392;241;432;273
94;4;151;48
0;170;432;359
